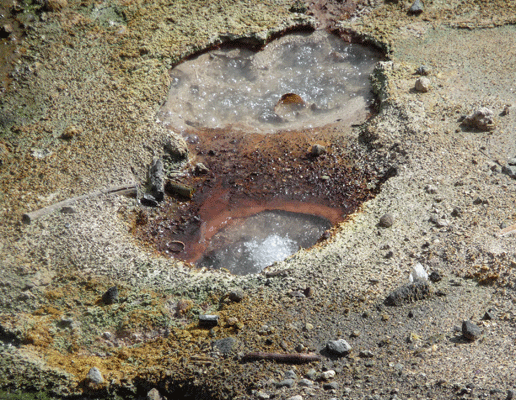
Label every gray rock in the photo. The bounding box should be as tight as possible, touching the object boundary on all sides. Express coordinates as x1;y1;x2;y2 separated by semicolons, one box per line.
379;213;394;228
194;162;209;175
428;271;442;282
359;350;374;358
212;337;236;354
148;157;164;202
482;308;496;321
502;165;516;178
86;367;103;384
276;379;295;388
60;206;76;214
311;144;326;157
415;77;430;92
461;107;496;131
284;369;297;379
416;65;431;75
384;279;431;306
305;368;317;380
147;388;162;400
228;290;245;302
102;286;118;305
299;378;313;387
199;314;219;328
508;157;516;166
462;320;482;340
323;382;339;390
164;134;189;161
326;339;351;356
408;0;424;15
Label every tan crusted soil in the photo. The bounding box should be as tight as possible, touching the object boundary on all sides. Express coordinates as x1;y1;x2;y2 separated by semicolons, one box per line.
1;0;516;399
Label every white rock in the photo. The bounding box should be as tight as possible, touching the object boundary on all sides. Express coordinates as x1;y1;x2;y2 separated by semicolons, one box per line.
415;77;430;92
409;263;428;282
321;370;336;380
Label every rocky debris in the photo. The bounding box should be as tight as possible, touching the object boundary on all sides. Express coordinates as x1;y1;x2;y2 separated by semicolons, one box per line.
299;378;313;387
359;350;374;358
378;212;394;228
462;320;482;341
60;206;76;214
501;104;511;116
323;382;339;390
140;193;159;207
199;314;219;328
408;0;424;15
483;308;497;320
409;263;428;282
194;162;209;175
147;388;162;400
0;24;13;38
320;370;336;380
276;378;295;388
286;396;303;400
102;286;118;305
310;144;326;157
384;279;431;306
148;157;165;202
212;337;237;355
227;290;245;302
284;370;297;379
502;157;516;179
416;65;431;75
414;77;430;92
326;339;351;356
461;107;496;131
86;367;103;384
429;271;442;282
164;134;189;162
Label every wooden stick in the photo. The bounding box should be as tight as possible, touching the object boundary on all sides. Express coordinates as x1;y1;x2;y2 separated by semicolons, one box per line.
22;184;137;224
241;352;321;363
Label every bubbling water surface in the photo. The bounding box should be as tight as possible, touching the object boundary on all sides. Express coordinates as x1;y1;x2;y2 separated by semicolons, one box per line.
159;31;381;133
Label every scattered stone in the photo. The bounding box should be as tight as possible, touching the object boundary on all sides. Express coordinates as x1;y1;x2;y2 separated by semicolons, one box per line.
286;396;303;400
409;263;428;282
461;107;496;131
408;0;424;15
305;369;317;380
321;370;336;380
416;65;431;75
482;308;496;321
429;271;442;282
462;320;482;341
407;332;421;343
381;314;390;321
359;350;374;358
501;104;511;116
295;344;305;353
226;317;238;326
350;330;361;338
228;290;245;302
194;162;209;175
102;332;113;340
212;337;236;355
473;197;488;205
425;184;437;194
289;0;307;13
379;213;394;228
60;206;76;214
256;391;270;399
310;144;326;157
147;388;162;400
0;24;13;38
102;286;118;305
326;339;351;356
164;134;189;161
141;193;159;207
199;314;219;328
507;389;515;400
502;164;516;179
284;370;297;380
276;379;295;388
384;279;431;306
86;367;103;384
299;378;313;387
148;157;165;202
323;382;339;390
451;207;462;217
415;77;430;92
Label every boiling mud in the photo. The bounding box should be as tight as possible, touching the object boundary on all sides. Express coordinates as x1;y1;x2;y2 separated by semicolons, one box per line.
197;210;331;275
159;31;381;133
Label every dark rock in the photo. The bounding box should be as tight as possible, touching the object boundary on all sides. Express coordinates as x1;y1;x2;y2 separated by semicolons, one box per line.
199;314;219;328
86;367;103;384
0;24;13;39
305;368;317;380
408;0;424;15
141;193;159;207
194;162;209;175
451;207;462;217
60;206;76;214
507;389;515;400
384;279;431;306
323;382;339;390
147;388;162;400
379;213;394;228
148;157;164;202
275;379;295;388
311;144;326;157
416;65;431;76
227;290;245;302
326;339;351;356
462;320;482;340
102;286;118;305
164;134;189;162
502;165;516;179
284;369;297;379
429;271;442;282
212;337;236;355
482;308;496;321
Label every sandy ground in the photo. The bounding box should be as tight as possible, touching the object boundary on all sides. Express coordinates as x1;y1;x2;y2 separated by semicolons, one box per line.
1;0;516;399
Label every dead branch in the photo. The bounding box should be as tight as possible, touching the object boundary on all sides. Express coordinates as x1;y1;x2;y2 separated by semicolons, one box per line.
241;352;321;363
22;184;137;224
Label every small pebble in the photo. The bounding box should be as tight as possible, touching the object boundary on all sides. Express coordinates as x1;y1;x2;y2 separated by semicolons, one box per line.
462;320;482;340
199;314;219;328
321;370;336;380
86;367;103;384
408;0;424;15
286;396;303;400
305;369;317;380
102;286;118;305
482;308;496;321
284;369;297;379
228;290;245;302
359;350;374;358
276;379;295;388
416;65;431;75
323;382;339;390
311;144;326;157
379;213;394;228
299;378;313;387
147;388;162;400
256;391;270;399
326;339;351;356
415;77;430;92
